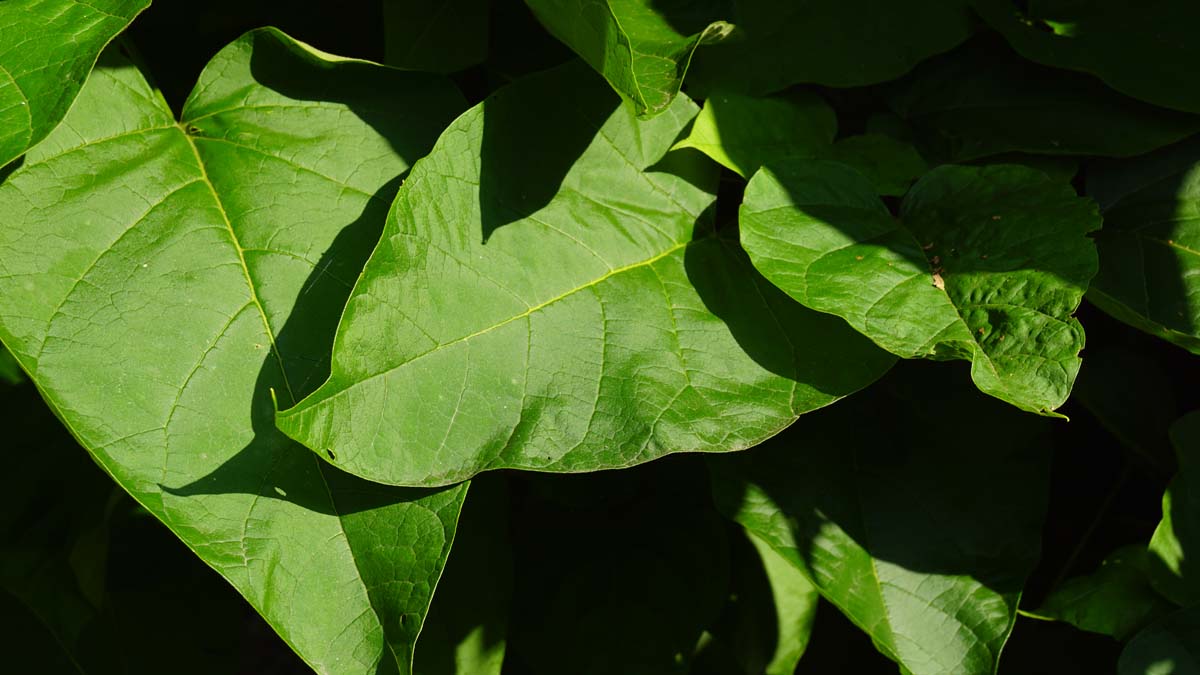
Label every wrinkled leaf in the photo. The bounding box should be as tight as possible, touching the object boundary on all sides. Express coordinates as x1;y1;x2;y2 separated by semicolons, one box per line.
709;362;1053;675
674;90;926;195
889;40;1200;163
524;0;733;116
383;0;490;73
276;60;894;487
685;0;972;96
0;29;472;674
1029;546;1174;641
975;0;1200;114
740;160;1099;415
1087;136;1200;355
1149;412;1200;606
1120;606;1200;675
0;0;149;170
505;459;730;674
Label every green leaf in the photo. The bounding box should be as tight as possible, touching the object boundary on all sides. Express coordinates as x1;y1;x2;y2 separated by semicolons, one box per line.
415;476;513;675
0;29;473;674
1120;606;1200;675
675;90;929;195
1029;546;1174;641
1086;136;1200;355
523;0;733;116
0;0;149;169
709;362;1053;675
888;40;1200;163
685;0;972;97
276;60;894;487
693;527;819;675
1149;412;1200;607
740;160;1099;415
975;0;1200;114
383;0;490;73
0;344;21;385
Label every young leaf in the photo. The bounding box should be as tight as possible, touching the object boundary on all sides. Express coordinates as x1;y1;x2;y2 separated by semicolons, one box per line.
1148;412;1200;606
0;29;472;674
975;0;1200;114
1029;546;1174;641
1087;136;1200;355
740;160;1100;415
523;0;733;116
275;61;895;487
685;0;972;96
0;0;149;169
383;0;490;73
673;90;927;195
709;362;1053;675
1119;606;1200;675
888;40;1200;163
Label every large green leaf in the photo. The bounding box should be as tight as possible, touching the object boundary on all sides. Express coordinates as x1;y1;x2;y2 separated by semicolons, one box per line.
276;60;894;487
383;0;490;73
709;362;1053;675
888;40;1200;163
1028;546;1174;641
975;0;1200;114
523;0;732;116
1149;412;1200;607
740;160;1099;415
673;90;927;195
685;0;972;96
0;29;473;674
1086;136;1200;355
0;0;150;170
1120;606;1200;675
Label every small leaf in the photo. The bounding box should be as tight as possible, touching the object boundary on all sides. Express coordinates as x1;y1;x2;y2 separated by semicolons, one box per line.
1119;606;1200;675
889;40;1200;163
0;29;472;674
0;0;150;169
708;362;1053;675
524;0;733;116
276;61;894;487
686;0;973;96
740;160;1100;415
1148;412;1200;606
975;0;1200;114
1087;136;1200;355
384;0;490;73
1030;546;1174;641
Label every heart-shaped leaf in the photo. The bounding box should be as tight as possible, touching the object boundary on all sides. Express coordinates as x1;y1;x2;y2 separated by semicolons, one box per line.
0;29;472;674
276;60;894;487
0;0;150;169
740;160;1100;415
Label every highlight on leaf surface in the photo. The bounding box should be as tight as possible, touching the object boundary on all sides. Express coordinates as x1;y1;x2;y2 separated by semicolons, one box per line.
739;160;1100;415
275;60;895;487
0;27;474;675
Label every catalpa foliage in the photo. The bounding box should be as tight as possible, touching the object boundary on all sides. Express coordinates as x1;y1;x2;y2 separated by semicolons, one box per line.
1;1;1199;674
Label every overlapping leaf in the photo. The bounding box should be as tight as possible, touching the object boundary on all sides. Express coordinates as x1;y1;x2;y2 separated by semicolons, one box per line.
674;90;927;195
975;0;1200;114
888;40;1200;163
740;160;1100;415
524;0;732;116
1087;136;1200;354
709;363;1053;675
685;0;972;96
1149;412;1200;607
0;0;150;169
1120;606;1200;675
0;28;473;674
276;60;894;487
